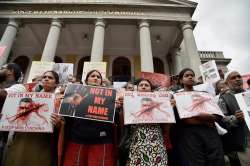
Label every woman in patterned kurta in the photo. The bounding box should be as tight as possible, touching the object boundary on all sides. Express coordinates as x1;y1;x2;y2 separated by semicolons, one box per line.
127;79;168;166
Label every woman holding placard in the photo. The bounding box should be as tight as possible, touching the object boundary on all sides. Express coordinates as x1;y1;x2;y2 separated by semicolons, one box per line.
62;70;115;166
4;70;63;166
126;78;169;166
169;68;225;166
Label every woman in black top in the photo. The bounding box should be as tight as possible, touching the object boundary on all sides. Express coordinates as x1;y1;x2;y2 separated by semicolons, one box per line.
169;68;225;166
63;70;115;166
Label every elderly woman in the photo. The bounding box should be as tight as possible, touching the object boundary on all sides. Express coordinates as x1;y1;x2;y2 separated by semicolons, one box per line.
63;70;115;166
4;70;63;166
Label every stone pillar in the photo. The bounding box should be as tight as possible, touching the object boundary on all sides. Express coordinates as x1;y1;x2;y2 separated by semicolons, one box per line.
90;19;106;62
181;22;201;75
0;19;19;67
172;49;183;74
41;18;62;61
139;20;154;72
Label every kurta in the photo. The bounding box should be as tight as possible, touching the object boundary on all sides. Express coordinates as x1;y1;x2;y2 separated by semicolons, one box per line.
127;124;168;166
4;132;55;166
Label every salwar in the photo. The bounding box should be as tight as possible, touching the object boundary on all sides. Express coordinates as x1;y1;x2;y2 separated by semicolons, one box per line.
127;124;168;166
63;141;115;166
171;126;225;166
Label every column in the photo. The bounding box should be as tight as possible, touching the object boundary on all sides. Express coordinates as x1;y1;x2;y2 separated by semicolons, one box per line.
41;18;62;61
90;19;105;62
0;19;19;67
139;20;154;72
181;22;201;75
171;48;183;74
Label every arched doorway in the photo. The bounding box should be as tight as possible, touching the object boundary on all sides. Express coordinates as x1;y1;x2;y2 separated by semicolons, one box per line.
153;57;165;74
13;56;30;75
112;57;131;81
77;56;90;81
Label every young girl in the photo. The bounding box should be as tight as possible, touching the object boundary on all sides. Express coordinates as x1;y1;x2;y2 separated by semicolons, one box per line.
169;68;225;166
127;78;169;166
63;70;115;166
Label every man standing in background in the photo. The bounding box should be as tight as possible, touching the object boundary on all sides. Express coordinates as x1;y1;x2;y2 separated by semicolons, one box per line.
218;71;250;166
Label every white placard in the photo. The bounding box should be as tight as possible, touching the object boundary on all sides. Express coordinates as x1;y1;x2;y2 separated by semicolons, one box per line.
27;61;55;83
0;92;55;133
194;82;216;96
53;63;74;84
235;92;250;131
200;60;220;83
123;91;175;124
174;91;224;119
113;82;127;89
82;62;107;82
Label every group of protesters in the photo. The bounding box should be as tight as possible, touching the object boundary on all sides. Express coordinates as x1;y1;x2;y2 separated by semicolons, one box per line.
0;62;249;166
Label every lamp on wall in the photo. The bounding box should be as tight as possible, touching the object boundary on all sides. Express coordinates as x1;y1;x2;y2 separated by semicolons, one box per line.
82;33;89;40
155;35;162;43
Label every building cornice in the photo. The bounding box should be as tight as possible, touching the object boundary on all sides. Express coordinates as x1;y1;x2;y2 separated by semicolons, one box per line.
0;0;197;17
0;3;195;22
0;0;197;8
200;58;232;66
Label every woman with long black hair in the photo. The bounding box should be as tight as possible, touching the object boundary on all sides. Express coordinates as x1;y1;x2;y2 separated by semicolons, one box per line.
126;78;169;166
4;70;63;166
169;68;225;166
63;70;115;166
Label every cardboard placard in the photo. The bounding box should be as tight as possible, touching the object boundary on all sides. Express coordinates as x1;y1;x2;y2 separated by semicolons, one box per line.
59;84;116;123
200;60;220;83
0;92;55;133
27;61;55;83
140;72;170;88
242;74;250;90
82;62;107;82
53;63;74;84
123;91;175;124
235;92;250;131
174;91;224;119
0;46;6;57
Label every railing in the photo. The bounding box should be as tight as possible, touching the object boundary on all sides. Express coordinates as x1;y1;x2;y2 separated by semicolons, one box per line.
199;51;224;59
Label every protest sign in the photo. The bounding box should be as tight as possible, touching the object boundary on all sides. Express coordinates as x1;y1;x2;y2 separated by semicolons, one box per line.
59;84;116;123
113;82;127;89
199;60;220;83
235;92;250;131
123;91;175;124
0;92;55;133
82;62;107;82
53;63;74;84
242;74;250;90
23;82;38;92
27;61;55;83
140;72;170;88
194;82;216;96
0;46;6;57
174;91;224;119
